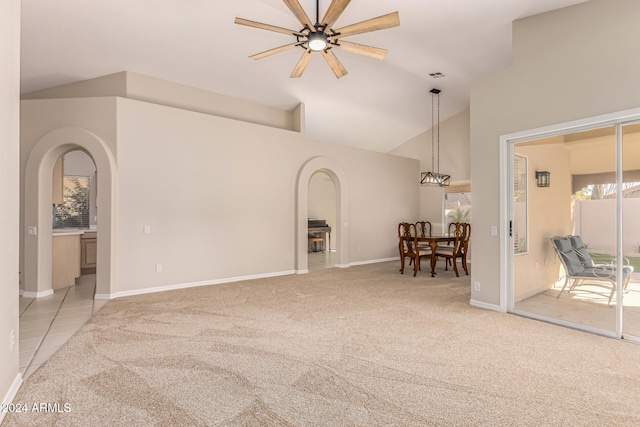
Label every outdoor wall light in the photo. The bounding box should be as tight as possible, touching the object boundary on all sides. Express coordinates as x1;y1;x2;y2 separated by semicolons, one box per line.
535;171;550;187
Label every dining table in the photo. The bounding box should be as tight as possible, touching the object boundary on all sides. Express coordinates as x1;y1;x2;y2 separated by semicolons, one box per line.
417;234;456;277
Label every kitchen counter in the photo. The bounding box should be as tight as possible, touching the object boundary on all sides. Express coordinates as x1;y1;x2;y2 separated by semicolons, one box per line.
53;228;97;236
53;230;85;236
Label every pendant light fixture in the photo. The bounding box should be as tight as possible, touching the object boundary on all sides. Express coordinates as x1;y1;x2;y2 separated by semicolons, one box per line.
420;88;450;186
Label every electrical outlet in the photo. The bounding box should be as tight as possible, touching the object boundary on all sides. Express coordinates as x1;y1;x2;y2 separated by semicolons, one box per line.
286;253;291;260
10;329;15;351
155;264;162;273
474;281;481;292
144;225;151;234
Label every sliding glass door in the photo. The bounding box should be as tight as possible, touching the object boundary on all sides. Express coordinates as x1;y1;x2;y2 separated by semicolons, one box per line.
509;115;640;340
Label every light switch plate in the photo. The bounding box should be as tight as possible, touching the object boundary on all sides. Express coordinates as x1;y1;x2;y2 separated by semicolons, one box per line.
490;226;498;236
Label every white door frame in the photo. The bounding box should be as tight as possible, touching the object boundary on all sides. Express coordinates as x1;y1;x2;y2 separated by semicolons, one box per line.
500;107;640;341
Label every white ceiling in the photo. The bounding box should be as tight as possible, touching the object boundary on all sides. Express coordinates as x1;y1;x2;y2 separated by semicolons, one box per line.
20;0;589;152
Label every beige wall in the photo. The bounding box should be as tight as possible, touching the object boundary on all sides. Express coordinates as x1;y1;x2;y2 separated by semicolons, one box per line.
576;199;640;254
513;143;572;301
390;108;470;231
20;73;419;297
470;0;640;307
0;0;21;412
114;96;418;292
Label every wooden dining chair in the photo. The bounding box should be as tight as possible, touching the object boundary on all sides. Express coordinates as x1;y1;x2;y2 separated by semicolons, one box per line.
434;223;466;277
399;223;431;276
398;222;407;268
459;223;471;275
438;222;459;268
415;221;433;255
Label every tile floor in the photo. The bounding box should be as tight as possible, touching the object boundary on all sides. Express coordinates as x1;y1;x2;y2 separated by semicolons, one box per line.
308;250;335;270
18;274;107;380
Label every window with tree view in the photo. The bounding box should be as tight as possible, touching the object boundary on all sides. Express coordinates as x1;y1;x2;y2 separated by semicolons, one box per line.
53;176;90;229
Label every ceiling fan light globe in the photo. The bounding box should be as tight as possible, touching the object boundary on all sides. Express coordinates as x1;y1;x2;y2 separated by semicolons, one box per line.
307;32;327;51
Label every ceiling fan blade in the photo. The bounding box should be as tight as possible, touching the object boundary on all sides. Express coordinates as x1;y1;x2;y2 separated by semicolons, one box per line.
282;0;315;30
332;12;400;38
235;17;305;37
321;0;351;29
250;43;301;60
332;40;388;60
321;50;348;79
290;49;313;78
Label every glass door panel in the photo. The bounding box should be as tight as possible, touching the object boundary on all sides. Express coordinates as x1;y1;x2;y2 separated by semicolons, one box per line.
513;126;617;334
622;122;640;339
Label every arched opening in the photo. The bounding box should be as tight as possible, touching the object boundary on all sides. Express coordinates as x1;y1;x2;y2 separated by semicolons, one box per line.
22;127;117;299
308;171;336;270
51;149;98;293
296;157;349;273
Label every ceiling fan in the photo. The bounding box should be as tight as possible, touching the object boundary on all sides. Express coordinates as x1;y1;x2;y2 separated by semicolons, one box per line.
235;0;400;78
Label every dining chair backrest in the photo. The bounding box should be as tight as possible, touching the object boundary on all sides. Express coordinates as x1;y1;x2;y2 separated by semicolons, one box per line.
400;222;418;255
445;222;459;246
460;222;471;254
448;222;464;252
447;222;458;235
415;221;432;238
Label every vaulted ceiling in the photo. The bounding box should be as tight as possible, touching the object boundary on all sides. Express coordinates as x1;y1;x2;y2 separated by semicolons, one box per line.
21;0;589;152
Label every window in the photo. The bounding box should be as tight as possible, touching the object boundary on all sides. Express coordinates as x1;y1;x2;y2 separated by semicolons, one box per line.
445;182;471;225
513;155;528;254
53;176;90;229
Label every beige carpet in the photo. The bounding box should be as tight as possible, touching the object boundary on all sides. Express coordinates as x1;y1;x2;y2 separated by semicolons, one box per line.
5;261;640;426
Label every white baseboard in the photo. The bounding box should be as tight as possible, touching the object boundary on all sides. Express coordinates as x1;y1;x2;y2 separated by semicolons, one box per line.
469;299;504;312
296;269;309;275
95;270;297;300
21;289;54;299
1;373;23;424
349;257;398;267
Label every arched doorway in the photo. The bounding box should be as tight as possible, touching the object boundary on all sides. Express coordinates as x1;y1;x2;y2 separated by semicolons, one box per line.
23;127;117;298
295;157;350;273
307;171;336;270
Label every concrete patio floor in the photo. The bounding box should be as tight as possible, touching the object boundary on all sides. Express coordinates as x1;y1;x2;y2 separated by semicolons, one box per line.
515;274;640;337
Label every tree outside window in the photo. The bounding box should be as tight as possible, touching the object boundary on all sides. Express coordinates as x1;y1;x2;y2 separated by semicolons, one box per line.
54;176;90;228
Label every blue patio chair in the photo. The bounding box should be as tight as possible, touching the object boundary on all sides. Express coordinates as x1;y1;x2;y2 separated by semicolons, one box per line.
551;236;633;306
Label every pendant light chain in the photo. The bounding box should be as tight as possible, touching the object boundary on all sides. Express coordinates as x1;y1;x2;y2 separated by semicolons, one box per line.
436;89;440;174
431;93;436;173
431;89;441;174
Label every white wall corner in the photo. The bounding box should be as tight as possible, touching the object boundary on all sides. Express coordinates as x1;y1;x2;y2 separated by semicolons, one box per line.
292;103;305;134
